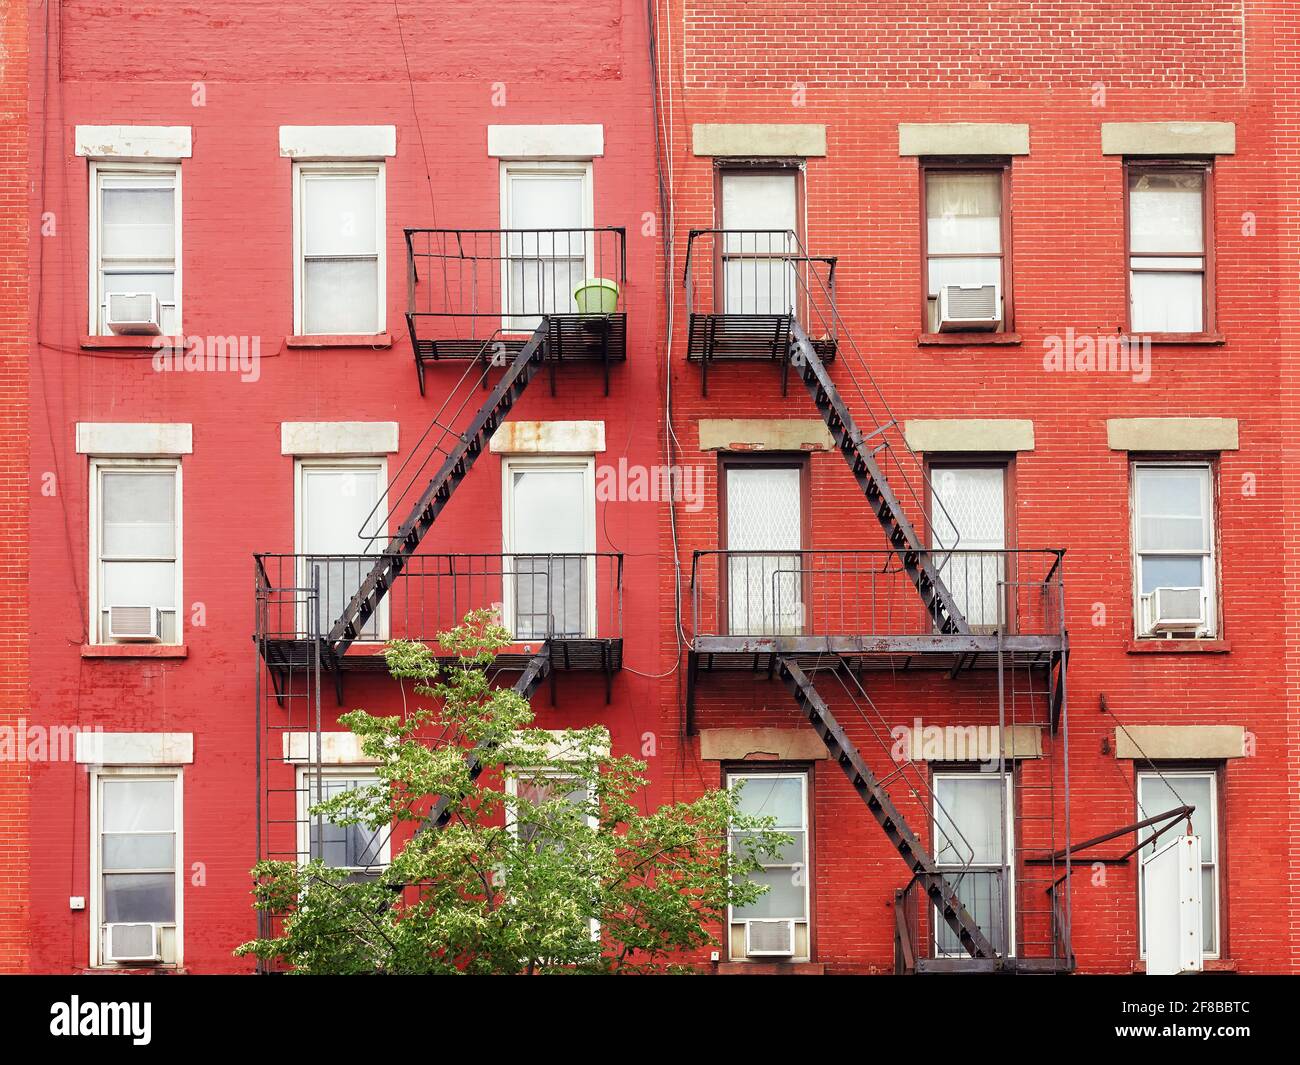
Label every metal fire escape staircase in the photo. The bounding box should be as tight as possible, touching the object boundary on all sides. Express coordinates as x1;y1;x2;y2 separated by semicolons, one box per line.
326;327;547;661
682;229;1070;967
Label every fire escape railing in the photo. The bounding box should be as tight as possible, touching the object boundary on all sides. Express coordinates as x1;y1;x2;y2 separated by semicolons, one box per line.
690;549;1065;642
254;552;623;646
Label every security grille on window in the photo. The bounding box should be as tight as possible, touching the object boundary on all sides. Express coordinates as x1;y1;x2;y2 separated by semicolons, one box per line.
725;464;803;636
1132;464;1216;638
502;162;592;330
719;170;799;316
1137;771;1219;957
295;163;385;335
91;164;180;336
924;168;1005;333
94;462;180;644
297;770;390;871
929;465;1007;632
727;772;810;961
932;772;1014;957
1128;165;1209;334
95;773;180;965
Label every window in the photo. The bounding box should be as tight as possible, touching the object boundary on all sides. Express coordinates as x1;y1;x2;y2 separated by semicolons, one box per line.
295;459;388;641
718;168;799;315
293;162;385;335
502;457;596;639
91;460;181;644
922;164;1010;333
91;770;182;966
723;459;805;636
1127;163;1213;334
929;464;1008;631
1137;770;1220;957
1132;463;1216;638
932;771;1014;957
296;768;391;871
501;161;593;330
89;162;181;335
727;771;810;961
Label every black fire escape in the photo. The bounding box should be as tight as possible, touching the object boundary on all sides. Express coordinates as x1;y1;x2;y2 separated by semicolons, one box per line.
253;228;629;966
683;228;1073;973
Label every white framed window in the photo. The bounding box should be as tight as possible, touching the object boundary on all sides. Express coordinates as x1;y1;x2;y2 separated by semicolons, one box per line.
1137;770;1220;958
501;456;596;639
295;766;391;872
724;461;804;636
89;161;181;336
726;770;811;962
1127;164;1210;334
932;771;1015;957
293;161;386;336
90;768;183;967
930;464;1008;631
719;168;799;315
1132;463;1216;638
89;458;182;645
923;167;1007;333
294;458;389;641
500;160;593;330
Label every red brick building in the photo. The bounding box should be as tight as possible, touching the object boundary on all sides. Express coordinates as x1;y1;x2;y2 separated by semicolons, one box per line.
0;0;29;975
13;0;1299;975
654;0;1296;974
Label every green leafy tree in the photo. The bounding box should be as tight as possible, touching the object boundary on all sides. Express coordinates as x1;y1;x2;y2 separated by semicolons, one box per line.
237;610;786;974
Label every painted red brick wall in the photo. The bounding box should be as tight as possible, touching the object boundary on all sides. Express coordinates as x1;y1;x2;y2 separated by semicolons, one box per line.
654;0;1294;973
0;0;30;975
26;0;661;973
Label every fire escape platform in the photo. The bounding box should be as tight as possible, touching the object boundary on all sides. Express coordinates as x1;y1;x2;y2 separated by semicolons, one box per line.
685;312;837;364
691;633;1063;669
411;312;627;365
259;637;622;676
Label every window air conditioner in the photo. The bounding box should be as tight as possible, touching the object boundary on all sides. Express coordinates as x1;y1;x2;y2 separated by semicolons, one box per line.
938;284;1001;331
745;918;795;958
108;605;161;641
105;292;163;336
1149;587;1205;633
105;922;162;963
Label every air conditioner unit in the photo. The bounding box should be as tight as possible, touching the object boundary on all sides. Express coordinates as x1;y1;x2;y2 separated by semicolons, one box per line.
108;605;161;641
938;284;1001;331
1150;587;1205;633
105;292;162;336
745;918;795;958
105;922;161;963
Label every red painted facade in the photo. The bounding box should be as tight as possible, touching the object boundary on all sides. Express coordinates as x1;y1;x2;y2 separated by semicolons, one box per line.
12;0;1300;975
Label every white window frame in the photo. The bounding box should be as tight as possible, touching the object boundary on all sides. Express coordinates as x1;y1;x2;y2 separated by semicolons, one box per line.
931;770;1016;958
88;457;183;646
292;160;387;336
88;160;182;336
499;159;594;333
504;766;601;941
295;765;392;872
293;457;390;642
89;767;184;968
726;769;811;962
500;456;597;639
1131;461;1217;639
1136;769;1220;960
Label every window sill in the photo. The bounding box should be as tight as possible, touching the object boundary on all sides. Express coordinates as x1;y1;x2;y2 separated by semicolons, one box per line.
715;961;825;975
1130;958;1236;974
80;334;180;351
82;644;189;659
917;332;1022;347
1125;638;1229;655
285;333;392;349
1142;332;1225;345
